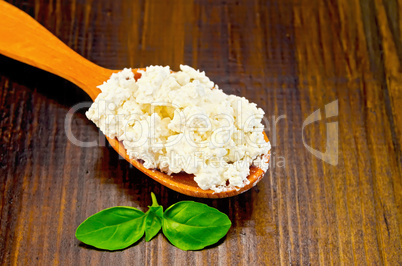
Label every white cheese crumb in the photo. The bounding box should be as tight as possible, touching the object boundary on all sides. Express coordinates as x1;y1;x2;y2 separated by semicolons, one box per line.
86;65;271;192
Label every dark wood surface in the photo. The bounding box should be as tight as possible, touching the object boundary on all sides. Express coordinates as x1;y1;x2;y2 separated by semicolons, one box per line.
1;0;401;265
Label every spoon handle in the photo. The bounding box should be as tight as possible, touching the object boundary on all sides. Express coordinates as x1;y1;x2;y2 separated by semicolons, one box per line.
0;1;112;99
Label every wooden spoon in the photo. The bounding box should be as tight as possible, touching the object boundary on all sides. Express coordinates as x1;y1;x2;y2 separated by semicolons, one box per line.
0;1;270;198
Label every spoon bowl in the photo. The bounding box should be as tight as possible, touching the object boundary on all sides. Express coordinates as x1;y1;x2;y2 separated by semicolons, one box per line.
0;1;270;198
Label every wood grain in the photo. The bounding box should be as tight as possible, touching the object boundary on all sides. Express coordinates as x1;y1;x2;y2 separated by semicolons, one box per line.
0;0;401;265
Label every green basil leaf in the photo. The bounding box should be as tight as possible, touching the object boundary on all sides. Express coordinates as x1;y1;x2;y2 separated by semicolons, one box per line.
145;207;163;241
162;201;232;250
76;206;146;250
145;193;163;241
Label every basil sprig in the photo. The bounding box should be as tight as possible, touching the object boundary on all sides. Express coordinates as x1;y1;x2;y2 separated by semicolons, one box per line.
75;193;231;251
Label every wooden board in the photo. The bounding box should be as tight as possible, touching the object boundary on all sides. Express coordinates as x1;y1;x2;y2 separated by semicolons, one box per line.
0;0;401;264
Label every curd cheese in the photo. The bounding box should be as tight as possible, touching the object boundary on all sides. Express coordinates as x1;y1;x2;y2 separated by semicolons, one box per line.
86;65;271;192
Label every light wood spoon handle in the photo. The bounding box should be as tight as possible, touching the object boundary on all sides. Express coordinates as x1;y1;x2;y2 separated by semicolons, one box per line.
0;0;113;100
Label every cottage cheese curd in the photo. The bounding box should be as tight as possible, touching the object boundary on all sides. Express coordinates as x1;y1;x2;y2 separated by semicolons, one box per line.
86;65;270;192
